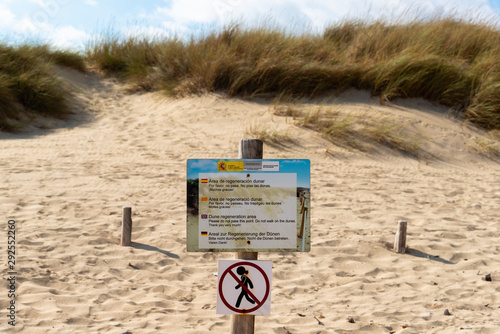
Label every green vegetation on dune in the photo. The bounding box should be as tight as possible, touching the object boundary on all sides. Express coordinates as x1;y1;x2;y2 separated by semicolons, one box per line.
0;44;85;131
87;16;500;130
1;15;499;134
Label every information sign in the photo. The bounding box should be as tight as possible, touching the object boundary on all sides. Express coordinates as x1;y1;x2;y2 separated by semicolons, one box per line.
187;159;310;252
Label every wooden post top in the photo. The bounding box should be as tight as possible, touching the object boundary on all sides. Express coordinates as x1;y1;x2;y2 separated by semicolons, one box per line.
239;139;263;160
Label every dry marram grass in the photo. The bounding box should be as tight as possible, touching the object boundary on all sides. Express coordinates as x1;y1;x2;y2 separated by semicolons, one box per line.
87;14;500;130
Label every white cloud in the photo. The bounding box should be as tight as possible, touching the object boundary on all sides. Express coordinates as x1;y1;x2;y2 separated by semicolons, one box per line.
49;25;90;50
157;1;218;24
84;0;98;7
28;0;47;6
5;12;89;50
12;13;52;35
0;1;89;50
0;4;16;27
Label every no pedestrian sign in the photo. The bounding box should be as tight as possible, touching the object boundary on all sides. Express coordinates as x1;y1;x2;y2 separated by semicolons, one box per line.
217;260;272;315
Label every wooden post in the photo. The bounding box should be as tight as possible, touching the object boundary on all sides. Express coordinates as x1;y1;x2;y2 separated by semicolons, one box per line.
394;220;407;253
121;206;132;246
298;207;308;239
230;251;258;334
239;139;263;161
230;139;262;334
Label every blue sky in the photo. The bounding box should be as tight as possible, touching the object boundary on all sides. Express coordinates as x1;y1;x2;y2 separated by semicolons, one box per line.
0;0;499;51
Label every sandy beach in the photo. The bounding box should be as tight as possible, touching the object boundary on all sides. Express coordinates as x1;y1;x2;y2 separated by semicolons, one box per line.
1;68;499;333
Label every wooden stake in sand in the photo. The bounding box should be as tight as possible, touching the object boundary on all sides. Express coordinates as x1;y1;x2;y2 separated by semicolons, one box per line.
229;139;262;334
121;206;132;246
394;220;407;254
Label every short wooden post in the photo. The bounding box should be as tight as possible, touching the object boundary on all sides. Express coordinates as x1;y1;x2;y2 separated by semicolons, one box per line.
394;220;407;253
121;206;132;246
230;139;262;334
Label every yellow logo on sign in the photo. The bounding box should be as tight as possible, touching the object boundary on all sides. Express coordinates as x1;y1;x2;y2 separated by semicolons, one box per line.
218;161;244;171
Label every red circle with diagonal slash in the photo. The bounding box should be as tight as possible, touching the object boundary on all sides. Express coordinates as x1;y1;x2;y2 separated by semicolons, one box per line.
218;261;270;314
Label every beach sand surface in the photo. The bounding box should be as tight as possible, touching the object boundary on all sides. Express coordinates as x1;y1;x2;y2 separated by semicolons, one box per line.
0;68;499;333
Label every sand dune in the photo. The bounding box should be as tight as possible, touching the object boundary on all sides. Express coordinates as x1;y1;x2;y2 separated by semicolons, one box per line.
0;68;499;333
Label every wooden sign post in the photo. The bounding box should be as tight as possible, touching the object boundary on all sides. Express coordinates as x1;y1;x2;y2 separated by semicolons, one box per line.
230;139;262;334
186;139;311;334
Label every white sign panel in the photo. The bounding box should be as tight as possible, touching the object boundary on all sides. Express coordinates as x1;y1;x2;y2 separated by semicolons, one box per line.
187;159;311;252
217;260;272;315
199;172;296;249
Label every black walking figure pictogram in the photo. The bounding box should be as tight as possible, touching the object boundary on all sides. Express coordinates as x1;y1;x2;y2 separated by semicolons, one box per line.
234;266;256;308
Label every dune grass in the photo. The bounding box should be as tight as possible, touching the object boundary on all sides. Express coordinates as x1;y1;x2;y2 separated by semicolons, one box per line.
0;44;85;131
244;123;292;145
2;13;498;135
284;103;426;156
87;14;500;130
467;133;500;157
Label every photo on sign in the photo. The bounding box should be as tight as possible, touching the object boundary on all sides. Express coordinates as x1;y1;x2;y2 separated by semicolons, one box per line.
186;159;310;252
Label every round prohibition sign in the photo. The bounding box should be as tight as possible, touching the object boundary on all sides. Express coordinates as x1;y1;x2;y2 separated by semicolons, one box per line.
218;261;270;314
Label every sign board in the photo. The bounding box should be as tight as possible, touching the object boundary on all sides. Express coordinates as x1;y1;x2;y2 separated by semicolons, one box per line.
187;159;310;252
217;260;272;315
